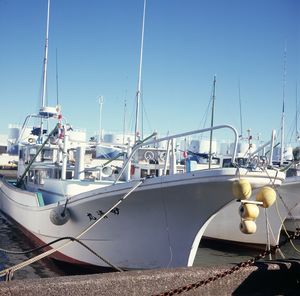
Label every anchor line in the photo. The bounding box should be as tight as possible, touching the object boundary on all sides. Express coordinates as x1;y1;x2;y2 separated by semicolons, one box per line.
153;229;300;296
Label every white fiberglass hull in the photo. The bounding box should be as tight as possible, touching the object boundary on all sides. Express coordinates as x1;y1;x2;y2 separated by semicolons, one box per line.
204;173;297;247
282;176;300;233
0;168;283;269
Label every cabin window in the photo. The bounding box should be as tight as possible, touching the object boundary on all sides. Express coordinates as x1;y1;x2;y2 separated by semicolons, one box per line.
50;168;61;179
19;149;24;161
286;168;297;178
212;158;220;165
237;158;247;166
28;170;35;183
42;149;53;160
66;171;73;179
150;169;158;177
141;169;148;178
29;148;36;155
222;159;232;168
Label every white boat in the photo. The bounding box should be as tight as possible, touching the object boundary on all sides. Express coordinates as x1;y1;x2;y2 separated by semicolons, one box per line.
203;135;298;248
203;182;299;248
281;166;300;233
0;134;18;169
0;118;285;270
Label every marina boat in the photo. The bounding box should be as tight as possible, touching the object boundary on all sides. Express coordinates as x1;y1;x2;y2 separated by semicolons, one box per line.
0;134;18;169
0;114;286;269
0;153;17;170
203;135;299;248
93;133;134;160
281;166;300;233
203;183;300;248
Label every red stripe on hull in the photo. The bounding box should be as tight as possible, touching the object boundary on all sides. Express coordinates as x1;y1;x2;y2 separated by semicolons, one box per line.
1;210;114;271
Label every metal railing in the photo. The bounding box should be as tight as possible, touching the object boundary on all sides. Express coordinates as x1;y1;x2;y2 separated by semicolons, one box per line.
114;125;239;184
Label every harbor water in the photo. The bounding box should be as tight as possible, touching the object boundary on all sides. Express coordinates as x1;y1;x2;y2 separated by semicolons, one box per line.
1;211;300;280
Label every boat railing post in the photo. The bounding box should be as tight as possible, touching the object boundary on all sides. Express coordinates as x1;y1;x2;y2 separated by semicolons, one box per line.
61;134;69;181
74;145;85;180
269;130;276;167
124;145;132;182
169;139;176;175
163;138;171;176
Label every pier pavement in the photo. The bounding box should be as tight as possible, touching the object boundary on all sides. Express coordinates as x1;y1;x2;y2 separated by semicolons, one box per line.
0;259;299;295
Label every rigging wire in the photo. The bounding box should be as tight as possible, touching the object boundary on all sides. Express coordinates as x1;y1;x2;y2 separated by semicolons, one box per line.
198;97;212;130
197;79;216;141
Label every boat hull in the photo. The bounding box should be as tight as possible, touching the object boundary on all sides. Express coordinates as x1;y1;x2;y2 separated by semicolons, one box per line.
0;168;283;269
282;176;300;233
204;174;298;247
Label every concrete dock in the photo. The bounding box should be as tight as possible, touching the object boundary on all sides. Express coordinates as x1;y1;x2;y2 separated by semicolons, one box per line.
0;259;300;295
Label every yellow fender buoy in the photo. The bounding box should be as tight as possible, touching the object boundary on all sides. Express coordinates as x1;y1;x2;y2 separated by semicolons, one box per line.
256;186;276;208
232;179;252;199
239;220;257;234
239;203;259;220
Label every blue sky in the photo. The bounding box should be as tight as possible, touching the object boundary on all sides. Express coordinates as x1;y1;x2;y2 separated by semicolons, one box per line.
0;0;299;144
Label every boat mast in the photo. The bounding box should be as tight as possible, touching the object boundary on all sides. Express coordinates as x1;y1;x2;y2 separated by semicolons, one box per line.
208;75;216;169
296;83;299;141
41;0;51;109
38;0;51;143
55;48;59;106
123;98;127;144
280;46;287;166
134;0;147;144
238;80;243;138
98;96;104;143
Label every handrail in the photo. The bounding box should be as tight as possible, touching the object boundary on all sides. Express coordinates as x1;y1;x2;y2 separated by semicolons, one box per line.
114;125;239;184
16;112;67;144
16;123;59;188
16;114;40;144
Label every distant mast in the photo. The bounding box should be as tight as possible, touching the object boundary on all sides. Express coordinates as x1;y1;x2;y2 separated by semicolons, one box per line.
41;0;51;109
208;75;216;169
134;0;147;144
296;83;299;141
238;80;243;138
280;46;287;166
123;98;127;144
98;96;104;143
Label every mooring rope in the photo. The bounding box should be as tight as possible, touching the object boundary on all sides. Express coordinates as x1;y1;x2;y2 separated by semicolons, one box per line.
0;236;123;272
263;166;300;255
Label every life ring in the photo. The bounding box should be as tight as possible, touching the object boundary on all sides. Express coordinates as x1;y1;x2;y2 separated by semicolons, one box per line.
28;137;34;143
144;150;154;161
